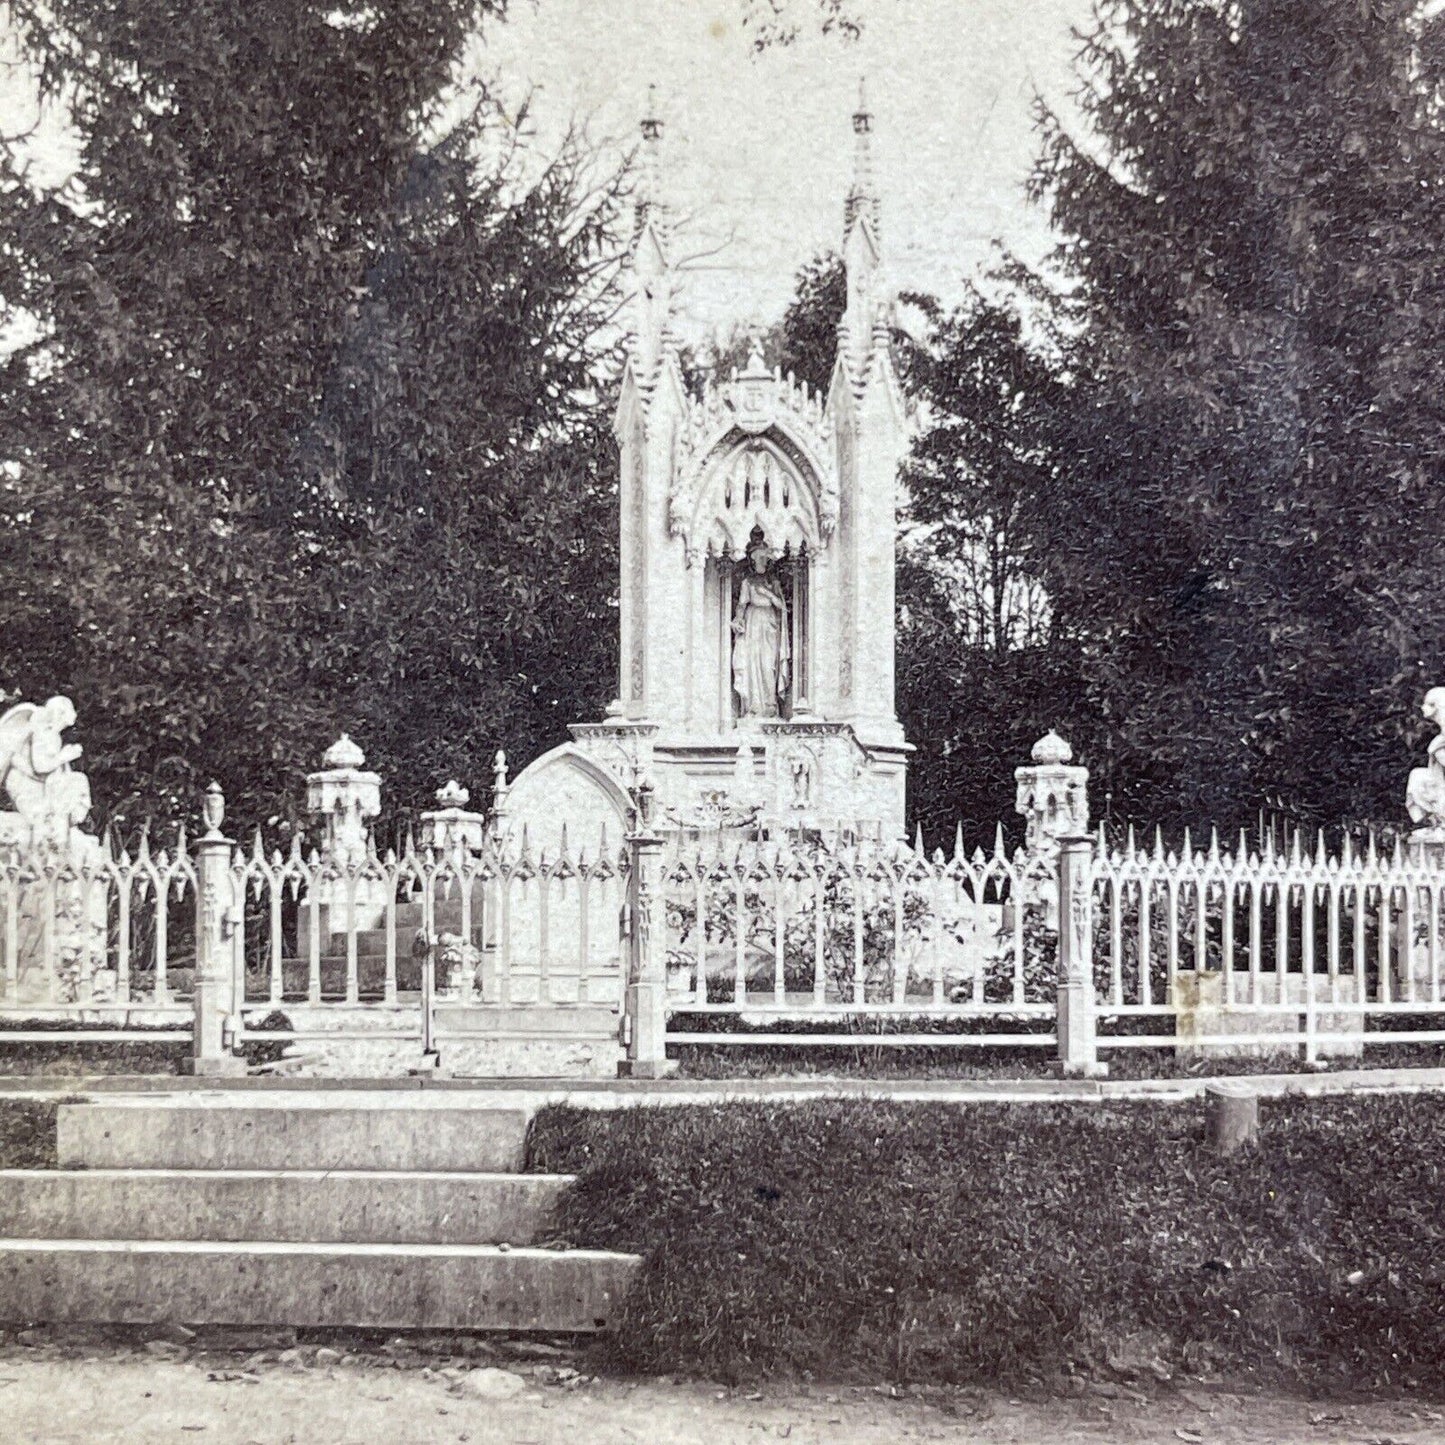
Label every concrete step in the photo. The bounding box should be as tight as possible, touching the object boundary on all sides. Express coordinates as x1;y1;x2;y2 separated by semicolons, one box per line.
0;1169;570;1246
58;1099;528;1173
0;1238;638;1332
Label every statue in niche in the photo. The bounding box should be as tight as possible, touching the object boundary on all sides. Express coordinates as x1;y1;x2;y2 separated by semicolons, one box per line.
1407;686;1445;834
787;746;817;809
731;538;790;718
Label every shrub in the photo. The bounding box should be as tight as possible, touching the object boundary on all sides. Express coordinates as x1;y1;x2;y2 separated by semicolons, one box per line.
529;1096;1445;1388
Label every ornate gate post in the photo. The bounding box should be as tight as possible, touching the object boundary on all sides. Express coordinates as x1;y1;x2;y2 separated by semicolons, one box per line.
620;780;675;1079
189;782;246;1077
1056;833;1105;1079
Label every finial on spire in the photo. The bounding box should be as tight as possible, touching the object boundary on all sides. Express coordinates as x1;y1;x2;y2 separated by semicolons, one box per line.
844;76;879;237
853;76;871;134
635;84;666;236
641;83;662;142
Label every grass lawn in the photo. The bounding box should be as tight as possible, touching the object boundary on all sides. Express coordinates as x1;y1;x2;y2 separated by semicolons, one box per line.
670;1039;1445;1080
529;1094;1445;1389
0;1098;59;1168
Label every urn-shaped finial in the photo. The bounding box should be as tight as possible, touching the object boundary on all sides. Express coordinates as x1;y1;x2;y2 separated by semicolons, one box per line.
1030;730;1074;767
436;779;470;809
322;733;366;770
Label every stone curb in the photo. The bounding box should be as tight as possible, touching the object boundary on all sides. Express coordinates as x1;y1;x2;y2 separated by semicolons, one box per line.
2;1065;1445;1109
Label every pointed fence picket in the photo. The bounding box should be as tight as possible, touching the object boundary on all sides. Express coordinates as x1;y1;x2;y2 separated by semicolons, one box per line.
1089;826;1445;1056
655;826;1057;1048
5;808;1445;1063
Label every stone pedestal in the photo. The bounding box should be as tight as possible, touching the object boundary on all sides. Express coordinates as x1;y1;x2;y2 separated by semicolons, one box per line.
299;734;387;955
1015;731;1089;930
1396;832;1445;997
0;816;108;1005
419;781;488;855
1174;970;1363;1060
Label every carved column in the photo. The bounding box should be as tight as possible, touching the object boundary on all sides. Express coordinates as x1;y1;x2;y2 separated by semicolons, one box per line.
1055;833;1105;1079
188;782;245;1077
620;781;674;1078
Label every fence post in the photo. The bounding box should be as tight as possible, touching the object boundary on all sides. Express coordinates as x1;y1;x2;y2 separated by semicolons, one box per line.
188;782;246;1077
1056;833;1106;1079
620;780;674;1079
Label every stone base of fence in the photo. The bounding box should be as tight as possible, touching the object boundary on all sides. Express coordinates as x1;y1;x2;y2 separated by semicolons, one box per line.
1174;971;1364;1061
181;1052;247;1078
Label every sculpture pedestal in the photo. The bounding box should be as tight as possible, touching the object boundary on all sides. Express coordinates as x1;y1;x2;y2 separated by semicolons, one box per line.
0;815;109;1005
1174;970;1363;1060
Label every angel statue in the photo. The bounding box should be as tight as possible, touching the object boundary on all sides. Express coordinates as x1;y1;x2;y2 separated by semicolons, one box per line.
0;696;93;843
731;537;791;719
1406;687;1445;835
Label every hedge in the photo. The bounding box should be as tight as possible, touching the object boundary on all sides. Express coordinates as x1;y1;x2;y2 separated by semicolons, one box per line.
0;1019;187;1077
528;1096;1445;1388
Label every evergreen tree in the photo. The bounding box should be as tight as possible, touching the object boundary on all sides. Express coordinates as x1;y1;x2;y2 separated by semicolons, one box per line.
0;2;624;829
896;286;1087;843
1027;0;1445;830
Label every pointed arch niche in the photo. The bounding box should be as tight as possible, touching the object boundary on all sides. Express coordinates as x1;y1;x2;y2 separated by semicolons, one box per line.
682;431;827;731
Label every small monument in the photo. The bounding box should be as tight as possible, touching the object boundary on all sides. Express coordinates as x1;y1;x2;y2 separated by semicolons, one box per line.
1014;730;1089;929
502;85;912;853
0;696;108;1002
301;734;386;948
0;696;94;850
419;780;488;853
1406;686;1445;853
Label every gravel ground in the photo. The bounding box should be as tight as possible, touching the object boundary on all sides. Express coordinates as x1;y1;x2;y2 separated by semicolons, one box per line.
1;1334;1442;1444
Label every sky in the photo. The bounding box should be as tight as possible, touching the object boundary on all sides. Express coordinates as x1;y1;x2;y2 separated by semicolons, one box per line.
481;0;1093;338
0;0;1096;343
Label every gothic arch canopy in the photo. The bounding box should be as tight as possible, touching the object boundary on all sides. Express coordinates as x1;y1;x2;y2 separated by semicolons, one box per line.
671;423;837;559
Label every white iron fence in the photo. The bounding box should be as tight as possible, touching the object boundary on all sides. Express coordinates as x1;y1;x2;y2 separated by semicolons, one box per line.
1089;828;1445;1059
652;827;1056;1048
4;790;1445;1074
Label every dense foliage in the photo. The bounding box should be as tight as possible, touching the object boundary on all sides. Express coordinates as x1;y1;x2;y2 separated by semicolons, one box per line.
1026;0;1445;831
900;0;1445;835
0;1;623;831
531;1095;1445;1387
8;0;1444;842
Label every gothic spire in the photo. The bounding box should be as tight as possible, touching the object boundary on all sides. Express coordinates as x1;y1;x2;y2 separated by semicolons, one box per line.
624;85;678;387
837;78;884;392
844;77;880;240
637;84;665;237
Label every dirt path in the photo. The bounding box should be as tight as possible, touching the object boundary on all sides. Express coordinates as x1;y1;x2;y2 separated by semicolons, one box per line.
1;1350;1443;1445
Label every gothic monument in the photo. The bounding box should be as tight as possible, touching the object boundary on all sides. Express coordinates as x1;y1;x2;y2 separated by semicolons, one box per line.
502;89;911;851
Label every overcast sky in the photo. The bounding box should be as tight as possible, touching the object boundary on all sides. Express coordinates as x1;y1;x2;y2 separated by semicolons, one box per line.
1;0;1095;342
484;0;1092;337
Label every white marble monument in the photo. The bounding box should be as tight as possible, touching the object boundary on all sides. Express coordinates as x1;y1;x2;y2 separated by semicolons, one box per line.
0;696;109;1002
505;88;911;851
1406;686;1445;848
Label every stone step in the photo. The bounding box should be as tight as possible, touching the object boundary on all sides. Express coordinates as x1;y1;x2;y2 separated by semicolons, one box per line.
58;1099;528;1174
0;1169;570;1246
0;1238;638;1332
433;1005;619;1038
